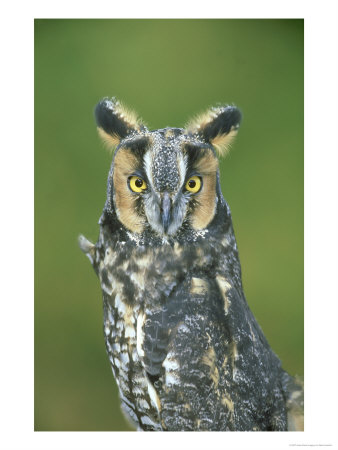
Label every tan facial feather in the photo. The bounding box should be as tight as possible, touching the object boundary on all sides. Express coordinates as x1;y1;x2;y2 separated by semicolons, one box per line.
113;148;145;233
97;127;120;150
190;151;218;230
211;127;239;156
194;150;218;174
191;177;216;229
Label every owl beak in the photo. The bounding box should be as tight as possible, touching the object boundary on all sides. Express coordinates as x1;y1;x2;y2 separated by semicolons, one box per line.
160;192;171;233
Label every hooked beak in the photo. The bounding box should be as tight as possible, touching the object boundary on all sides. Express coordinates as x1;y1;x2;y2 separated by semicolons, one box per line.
160;192;171;233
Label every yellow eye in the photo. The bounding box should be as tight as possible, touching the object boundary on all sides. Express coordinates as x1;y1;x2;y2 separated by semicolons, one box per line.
185;176;202;193
129;176;147;193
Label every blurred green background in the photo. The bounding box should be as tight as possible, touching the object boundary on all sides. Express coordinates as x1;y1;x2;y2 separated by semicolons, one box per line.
35;19;303;431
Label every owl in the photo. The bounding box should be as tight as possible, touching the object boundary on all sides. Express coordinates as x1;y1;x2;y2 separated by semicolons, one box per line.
79;97;304;431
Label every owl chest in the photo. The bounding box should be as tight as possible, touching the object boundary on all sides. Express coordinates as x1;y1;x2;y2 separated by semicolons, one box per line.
98;243;190;428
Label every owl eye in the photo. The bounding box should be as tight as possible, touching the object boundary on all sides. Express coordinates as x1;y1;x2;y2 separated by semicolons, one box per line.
129;176;147;193
185;176;202;194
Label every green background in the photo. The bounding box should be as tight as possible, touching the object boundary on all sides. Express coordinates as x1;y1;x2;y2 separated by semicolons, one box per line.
35;19;304;431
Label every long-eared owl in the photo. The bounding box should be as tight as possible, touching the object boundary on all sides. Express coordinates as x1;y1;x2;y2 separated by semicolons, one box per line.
79;97;303;431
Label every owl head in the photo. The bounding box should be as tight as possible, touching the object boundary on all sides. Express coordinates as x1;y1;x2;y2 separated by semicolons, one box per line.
95;98;241;240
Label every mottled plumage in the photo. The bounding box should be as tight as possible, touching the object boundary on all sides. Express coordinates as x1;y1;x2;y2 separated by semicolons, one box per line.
79;97;303;431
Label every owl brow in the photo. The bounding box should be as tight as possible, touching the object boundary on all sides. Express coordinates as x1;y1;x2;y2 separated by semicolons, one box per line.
182;143;217;175
177;151;188;186
143;148;155;190
123;136;150;158
130;169;148;180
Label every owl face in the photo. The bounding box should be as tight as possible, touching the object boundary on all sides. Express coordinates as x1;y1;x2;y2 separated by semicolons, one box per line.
95;98;241;239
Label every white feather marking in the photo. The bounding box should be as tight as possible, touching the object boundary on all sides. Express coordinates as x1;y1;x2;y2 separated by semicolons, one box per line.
115;294;127;316
130;272;144;289
143;150;155;189
176;323;190;334
132;386;144;396
101;280;113;295
136;313;146;358
120;352;129;364
112;343;121;353
163;352;180;387
125;325;136;339
104;322;111;336
177;152;187;187
119;369;129;381
162;357;180;372
108;308;114;324
138;399;150;410
116;320;124;331
165;372;180;386
147;381;161;413
140;415;157;426
113;357;121;368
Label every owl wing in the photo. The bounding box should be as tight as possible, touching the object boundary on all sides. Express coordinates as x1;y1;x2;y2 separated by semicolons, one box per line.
142;273;235;431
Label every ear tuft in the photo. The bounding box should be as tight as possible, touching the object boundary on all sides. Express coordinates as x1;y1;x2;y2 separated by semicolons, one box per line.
186;105;242;156
95;97;146;150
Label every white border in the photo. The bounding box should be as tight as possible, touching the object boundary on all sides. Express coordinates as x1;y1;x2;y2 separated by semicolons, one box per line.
1;1;337;449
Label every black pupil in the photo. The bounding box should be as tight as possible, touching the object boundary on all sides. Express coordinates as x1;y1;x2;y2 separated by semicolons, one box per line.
135;178;143;188
188;179;196;188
